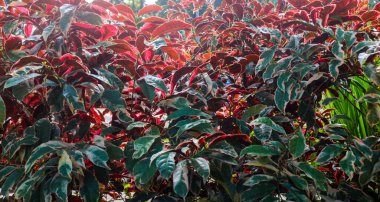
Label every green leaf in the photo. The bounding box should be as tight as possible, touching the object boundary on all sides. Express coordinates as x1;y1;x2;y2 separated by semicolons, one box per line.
167;107;211;120
352;41;377;54
59;4;76;36
251;117;286;133
339;150;356;179
353;139;373;158
344;31;356;48
48;86;64;112
329;59;342;80
208;141;238;158
3;20;18;37
242;104;266;121
289;129;306;159
274;88;288;113
359;93;380;103
143;75;168;93
289;176;308;191
336;27;345;41
4;73;40;89
240;145;280;156
137;79;156;102
51;175;70;201
25;141;68;173
158;96;190;109
76;12;103;25
0;168;23;196
173;160;189;198
156;152;176;179
191;157;210;181
256;46;277;72
175;119;213;136
133;136;157;159
366;103;380;126
243;174;275;186
80;170;99;202
58;150;72;178
133;157;157;185
297;162;327;192
240;182;276;202
101;89;126;111
127;121;149;130
0;95;6;129
35;118;52;143
14;178;37;200
316;144;343;164
277;71;292;91
42;24;55;42
332;42;344;59
105;141;124;160
253;125;272;142
63;84;85;111
83;145;110;169
0;166;16;182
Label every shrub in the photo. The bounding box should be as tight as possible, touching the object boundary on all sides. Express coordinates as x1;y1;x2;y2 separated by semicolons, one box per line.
0;0;380;201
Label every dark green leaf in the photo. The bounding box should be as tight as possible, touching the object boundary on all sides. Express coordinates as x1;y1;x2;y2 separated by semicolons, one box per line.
158;97;190;109
289;176;308;191
63;84;85;111
137;79;156;102
51;175;70;201
35;118;52;143
353;139;373;158
344;31;356;48
105;141;124;160
243;174;275;186
167;107;210;120
240;182;276;202
240;145;280;157
289;129;306;159
253;125;272;142
173;160;189;197
42;24;55;42
80;170;99;202
191;157;210;181
83;145;110;169
76;12;103;25
0;166;16;182
255;46;276;72
339;150;355;179
25;141;68;173
0;168;23;196
332;42;344;59
133;136;157;159
316;144;343;164
329;59;342;80
4;73;40;89
127;121;149;130
242;104;266;121
352;41;377;54
48;86;64;112
58;150;72;177
59;4;76;36
251;117;285;133
133;157;157;185
297;162;327;192
0;95;6;129
156;152;176;179
101;89;126;111
143;75;168;93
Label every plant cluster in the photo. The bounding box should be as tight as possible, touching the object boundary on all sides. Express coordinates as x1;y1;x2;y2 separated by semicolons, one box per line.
0;0;380;201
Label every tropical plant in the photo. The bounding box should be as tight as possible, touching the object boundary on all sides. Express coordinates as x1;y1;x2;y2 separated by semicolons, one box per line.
0;0;380;201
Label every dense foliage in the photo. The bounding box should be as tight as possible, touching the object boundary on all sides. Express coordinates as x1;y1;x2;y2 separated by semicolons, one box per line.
1;0;380;201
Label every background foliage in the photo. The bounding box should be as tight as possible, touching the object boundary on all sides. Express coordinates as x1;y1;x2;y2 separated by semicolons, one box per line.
0;0;380;201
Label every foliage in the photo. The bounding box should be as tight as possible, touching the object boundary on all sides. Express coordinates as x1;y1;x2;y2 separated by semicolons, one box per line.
0;0;380;201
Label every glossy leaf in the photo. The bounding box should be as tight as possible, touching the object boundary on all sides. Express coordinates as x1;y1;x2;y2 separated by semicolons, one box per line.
173;160;189;197
156;152;176;179
289;129;306;159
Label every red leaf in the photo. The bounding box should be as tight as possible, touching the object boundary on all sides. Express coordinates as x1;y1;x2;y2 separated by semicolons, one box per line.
92;0;118;13
361;10;380;22
161;46;179;60
140;16;166;24
115;4;134;21
170;66;197;94
151;20;192;38
288;0;310;9
100;24;118;40
136;35;146;53
232;4;244;20
5;36;22;52
24;23;33;37
374;2;380;11
109;39;138;53
138;4;162;16
228;63;243;75
11;56;50;70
